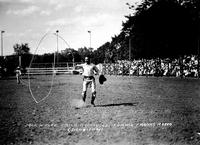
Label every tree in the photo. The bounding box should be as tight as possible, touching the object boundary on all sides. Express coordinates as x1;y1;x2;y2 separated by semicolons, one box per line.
94;42;110;63
61;48;81;63
112;0;200;59
13;43;30;67
77;47;91;62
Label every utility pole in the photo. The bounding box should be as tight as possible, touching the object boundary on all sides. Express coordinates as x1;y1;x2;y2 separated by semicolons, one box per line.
198;37;200;78
1;30;5;56
56;30;59;68
129;37;132;76
88;30;91;49
129;37;132;61
197;11;200;78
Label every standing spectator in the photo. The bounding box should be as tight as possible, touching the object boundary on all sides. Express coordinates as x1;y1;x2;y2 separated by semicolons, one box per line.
16;66;22;84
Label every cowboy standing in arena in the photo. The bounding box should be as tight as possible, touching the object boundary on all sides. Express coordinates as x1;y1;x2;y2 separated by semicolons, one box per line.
81;56;100;106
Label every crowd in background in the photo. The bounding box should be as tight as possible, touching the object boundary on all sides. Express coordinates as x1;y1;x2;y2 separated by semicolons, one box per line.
103;55;199;78
0;55;199;78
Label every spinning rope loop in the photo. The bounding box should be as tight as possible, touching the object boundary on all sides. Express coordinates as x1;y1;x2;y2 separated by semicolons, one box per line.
28;32;71;103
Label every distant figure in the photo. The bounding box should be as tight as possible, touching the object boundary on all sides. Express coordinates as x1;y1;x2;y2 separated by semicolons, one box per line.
0;66;2;78
81;56;99;106
16;66;22;84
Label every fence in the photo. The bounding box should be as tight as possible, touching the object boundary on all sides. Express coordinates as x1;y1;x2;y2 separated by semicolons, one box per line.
26;62;81;75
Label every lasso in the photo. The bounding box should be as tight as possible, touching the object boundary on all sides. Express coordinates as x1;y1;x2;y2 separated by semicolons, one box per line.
28;31;71;103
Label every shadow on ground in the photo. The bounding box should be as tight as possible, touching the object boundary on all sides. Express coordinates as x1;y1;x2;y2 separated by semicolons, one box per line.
95;102;139;107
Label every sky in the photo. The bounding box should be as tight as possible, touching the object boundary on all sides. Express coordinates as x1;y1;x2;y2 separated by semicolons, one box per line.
0;0;141;55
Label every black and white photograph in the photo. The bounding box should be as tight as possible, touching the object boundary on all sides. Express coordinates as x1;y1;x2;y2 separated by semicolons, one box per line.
1;0;200;144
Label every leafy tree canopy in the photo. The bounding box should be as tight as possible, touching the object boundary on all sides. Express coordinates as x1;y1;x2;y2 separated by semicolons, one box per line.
13;43;30;56
111;0;200;59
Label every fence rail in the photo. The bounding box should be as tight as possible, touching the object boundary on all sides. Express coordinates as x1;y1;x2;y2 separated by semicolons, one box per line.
26;67;74;75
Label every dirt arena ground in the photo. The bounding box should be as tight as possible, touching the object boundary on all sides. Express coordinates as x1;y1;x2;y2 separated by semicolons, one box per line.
1;75;200;145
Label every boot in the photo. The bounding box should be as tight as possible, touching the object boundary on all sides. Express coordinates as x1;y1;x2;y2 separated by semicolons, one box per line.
91;92;96;106
82;91;86;102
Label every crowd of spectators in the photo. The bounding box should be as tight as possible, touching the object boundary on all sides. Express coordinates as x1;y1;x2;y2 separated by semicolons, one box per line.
103;55;199;78
1;55;199;78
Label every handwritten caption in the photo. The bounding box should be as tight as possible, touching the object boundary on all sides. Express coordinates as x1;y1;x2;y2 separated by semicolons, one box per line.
25;122;172;133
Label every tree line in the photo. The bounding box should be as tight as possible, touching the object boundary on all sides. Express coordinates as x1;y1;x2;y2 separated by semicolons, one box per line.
108;0;200;60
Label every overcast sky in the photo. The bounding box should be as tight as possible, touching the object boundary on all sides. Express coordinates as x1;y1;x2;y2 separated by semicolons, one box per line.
0;0;141;55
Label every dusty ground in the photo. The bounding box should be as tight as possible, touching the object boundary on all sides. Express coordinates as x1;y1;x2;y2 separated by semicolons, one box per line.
1;75;200;145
